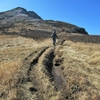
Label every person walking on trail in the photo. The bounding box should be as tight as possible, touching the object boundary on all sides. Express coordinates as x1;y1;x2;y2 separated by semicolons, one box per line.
51;30;58;46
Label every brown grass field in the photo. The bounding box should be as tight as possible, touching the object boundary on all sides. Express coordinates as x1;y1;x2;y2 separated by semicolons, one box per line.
0;34;100;100
0;35;52;100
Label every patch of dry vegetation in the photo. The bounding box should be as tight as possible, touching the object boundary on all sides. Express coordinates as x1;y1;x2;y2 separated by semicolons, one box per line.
63;40;100;99
0;34;100;100
0;35;52;100
64;40;100;67
66;35;100;43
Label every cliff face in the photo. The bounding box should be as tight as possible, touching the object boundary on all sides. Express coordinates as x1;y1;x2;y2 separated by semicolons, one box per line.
0;7;88;36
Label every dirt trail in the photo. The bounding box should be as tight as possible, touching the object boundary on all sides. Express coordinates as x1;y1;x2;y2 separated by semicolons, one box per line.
17;39;100;100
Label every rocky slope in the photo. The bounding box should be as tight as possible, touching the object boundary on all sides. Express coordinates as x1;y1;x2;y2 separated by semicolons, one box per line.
0;7;42;23
0;7;88;37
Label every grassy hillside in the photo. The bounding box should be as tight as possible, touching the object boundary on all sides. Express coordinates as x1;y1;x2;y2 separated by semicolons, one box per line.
0;34;100;100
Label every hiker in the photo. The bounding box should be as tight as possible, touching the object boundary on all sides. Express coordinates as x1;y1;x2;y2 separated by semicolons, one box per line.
51;30;58;46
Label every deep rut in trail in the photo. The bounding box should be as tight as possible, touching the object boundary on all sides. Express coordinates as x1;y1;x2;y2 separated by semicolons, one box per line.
27;47;49;81
17;47;50;100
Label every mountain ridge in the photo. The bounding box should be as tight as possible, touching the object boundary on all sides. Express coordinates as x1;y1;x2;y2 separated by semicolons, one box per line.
0;7;88;36
0;7;42;22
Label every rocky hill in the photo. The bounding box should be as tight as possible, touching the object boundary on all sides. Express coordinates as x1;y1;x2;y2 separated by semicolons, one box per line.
0;7;42;22
0;7;88;38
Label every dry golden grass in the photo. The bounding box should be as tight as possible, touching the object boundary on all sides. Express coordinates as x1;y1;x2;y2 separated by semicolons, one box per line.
64;40;100;66
63;40;100;99
64;40;100;52
0;60;21;100
0;34;100;99
0;35;52;100
0;35;52;60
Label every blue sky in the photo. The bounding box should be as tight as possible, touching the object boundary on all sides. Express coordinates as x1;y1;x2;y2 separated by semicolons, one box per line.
0;0;100;35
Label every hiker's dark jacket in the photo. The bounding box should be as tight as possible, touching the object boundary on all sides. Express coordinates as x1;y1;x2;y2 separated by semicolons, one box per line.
51;32;58;41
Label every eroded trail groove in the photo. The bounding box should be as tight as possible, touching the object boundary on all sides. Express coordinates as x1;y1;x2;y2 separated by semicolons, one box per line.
17;45;66;100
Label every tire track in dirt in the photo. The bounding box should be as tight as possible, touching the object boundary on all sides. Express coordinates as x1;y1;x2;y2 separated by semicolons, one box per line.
27;47;49;81
17;40;68;100
17;47;50;100
35;45;67;100
28;47;55;100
